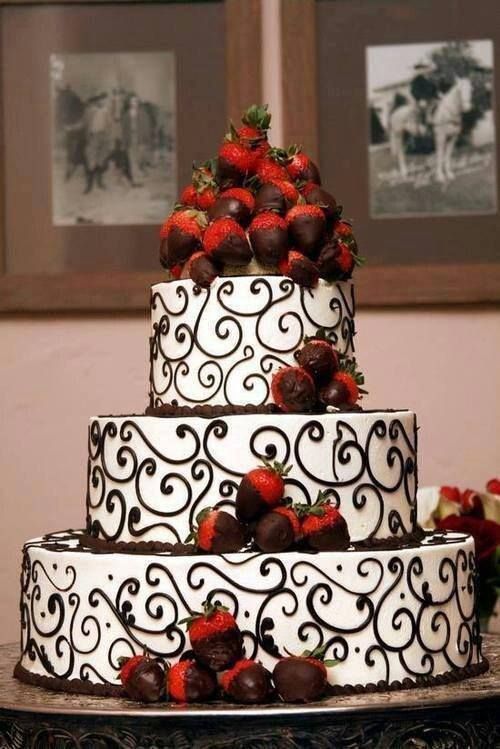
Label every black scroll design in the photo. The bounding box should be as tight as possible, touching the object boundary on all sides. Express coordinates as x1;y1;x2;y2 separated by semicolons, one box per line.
149;277;356;406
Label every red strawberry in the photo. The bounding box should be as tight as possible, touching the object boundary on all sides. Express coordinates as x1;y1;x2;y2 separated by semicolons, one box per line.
236;461;292;522
196;186;218;211
440;486;462;504
295;338;339;386
169;264;183;280
203;217;252;266
333;219;354;239
180;184;198;207
302;182;338;221
328;357;366;407
237;104;271;169
216;142;254;188
208;187;255;227
187;507;245;554
271;366;317;413
255;505;301;552
317;238;363;281
186;251;218;288
119;654;165;703
220;659;271;703
255;157;289;183
286;204;326;257
298;492;350;551
180;600;243;672
336;241;356;276
248;211;288;266
286;147;321;184
278;250;319;288
273;647;336;703
167;659;217;703
159;209;206;269
486;478;500;495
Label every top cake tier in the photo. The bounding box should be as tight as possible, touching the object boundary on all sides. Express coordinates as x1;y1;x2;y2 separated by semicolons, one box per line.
149;275;355;408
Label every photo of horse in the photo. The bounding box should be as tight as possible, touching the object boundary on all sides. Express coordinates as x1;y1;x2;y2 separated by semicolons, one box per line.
50;52;176;226
367;40;497;218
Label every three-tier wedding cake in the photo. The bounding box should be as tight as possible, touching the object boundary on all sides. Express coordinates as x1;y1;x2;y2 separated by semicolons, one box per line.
15;106;487;702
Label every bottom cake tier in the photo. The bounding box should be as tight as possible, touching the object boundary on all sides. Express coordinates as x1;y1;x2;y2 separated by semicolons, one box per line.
15;530;486;697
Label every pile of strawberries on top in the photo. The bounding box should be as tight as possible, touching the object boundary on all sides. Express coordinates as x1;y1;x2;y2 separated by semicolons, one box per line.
119;600;337;705
159;104;362;288
175;460;350;557
271;329;366;413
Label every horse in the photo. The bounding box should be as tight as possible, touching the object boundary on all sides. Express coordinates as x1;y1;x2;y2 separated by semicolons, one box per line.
432;75;472;182
388;100;420;179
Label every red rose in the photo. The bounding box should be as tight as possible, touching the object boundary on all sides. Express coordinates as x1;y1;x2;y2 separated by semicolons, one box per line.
486;478;500;495
436;514;500;564
440;486;461;504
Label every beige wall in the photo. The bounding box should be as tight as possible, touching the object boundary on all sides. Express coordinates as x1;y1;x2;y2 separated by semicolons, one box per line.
1;308;499;642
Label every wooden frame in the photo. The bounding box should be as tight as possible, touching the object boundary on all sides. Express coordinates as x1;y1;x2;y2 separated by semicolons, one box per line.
0;0;262;312
280;0;500;306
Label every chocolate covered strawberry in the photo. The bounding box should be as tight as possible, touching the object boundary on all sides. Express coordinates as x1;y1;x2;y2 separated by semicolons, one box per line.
249;211;288;266
271;366;317;413
187;507;245;553
286;146;321;184
278;250;319;288
255;505;301;552
159;209;207;269
333;219;355;240
237;104;271;168
298;492;350;551
180;600;242;671
167;659;217;703
216;141;254;188
221;659;271;703
236;461;292;522
330;357;366;406
208;187;255;226
119;654;165;703
273;647;336;703
302;182;338;222
180;183;198;207
317;239;362;281
255;153;289;183
186;251;218;288
203;217;252;266
286;204;326;257
296;337;339;386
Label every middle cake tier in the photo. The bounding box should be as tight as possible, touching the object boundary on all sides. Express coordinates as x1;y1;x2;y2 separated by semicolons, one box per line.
86;410;418;546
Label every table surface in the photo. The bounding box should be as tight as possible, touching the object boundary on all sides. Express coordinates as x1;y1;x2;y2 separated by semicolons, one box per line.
1;638;499;719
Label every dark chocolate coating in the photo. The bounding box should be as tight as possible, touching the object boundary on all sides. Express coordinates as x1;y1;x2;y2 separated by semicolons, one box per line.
124;659;165;703
285;255;318;288
318;379;349;408
184;662;217;701
305;184;337;221
316;240;341;281
250;226;288;266
225;663;271;704
275;369;317;413
254;183;286;215
255;511;295;552
192;627;243;672
302;160;321;185
208;196;252;227
236;475;266;522
161;226;200;267
296;342;337;386
273;658;327;703
288;214;325;258
211;511;246;553
211;233;253;266
189;254;218;287
170;542;199;556
216;156;244;190
308;514;350;551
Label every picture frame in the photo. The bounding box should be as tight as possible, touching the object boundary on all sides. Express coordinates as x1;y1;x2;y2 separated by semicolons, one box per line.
0;0;262;312
280;0;500;305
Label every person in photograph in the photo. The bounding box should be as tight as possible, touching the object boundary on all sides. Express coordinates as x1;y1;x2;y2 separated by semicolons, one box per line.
83;93;112;194
120;94;151;186
410;62;438;135
54;84;87;183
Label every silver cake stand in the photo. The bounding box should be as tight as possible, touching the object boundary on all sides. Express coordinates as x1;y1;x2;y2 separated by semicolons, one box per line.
1;639;499;748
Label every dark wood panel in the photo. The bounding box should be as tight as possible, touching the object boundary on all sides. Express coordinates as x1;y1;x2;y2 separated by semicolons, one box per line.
280;0;318;160
226;0;262;123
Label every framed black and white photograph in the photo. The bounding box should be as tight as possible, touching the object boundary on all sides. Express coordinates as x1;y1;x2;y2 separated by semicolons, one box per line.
367;40;497;218
51;52;176;226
